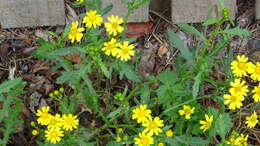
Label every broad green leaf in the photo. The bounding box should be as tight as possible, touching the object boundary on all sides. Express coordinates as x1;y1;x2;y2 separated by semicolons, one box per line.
223;27;252;37
100;4;113;15
158;70;177;85
100;63;111;78
179;24;206;41
215;113;233;139
107;108;122;119
192;72;202;99
119;62;140;82
0;78;22;94
167;29;194;64
203;17;218;26
166;135;209;146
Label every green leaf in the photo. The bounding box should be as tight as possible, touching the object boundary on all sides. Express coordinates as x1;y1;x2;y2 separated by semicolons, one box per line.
0;78;23;94
223;27;252;37
158;70;177;85
179;24;206;41
119;62;140;82
215;113;233;139
107;108;122;119
167;29;194;64
100;63;111;78
203;17;218;26
166;135;209;146
100;4;113;15
192;72;202;99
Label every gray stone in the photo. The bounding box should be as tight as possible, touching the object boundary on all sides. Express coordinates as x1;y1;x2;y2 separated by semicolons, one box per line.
102;0;149;22
171;0;237;23
0;0;65;28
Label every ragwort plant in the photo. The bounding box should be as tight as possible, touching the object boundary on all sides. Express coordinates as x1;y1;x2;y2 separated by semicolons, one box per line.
30;0;258;145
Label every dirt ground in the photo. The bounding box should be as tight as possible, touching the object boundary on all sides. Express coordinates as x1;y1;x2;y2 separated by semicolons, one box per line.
0;0;260;145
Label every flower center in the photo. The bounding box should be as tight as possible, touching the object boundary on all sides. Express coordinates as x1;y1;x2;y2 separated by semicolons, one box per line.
141;137;149;145
65;118;73;125
42;112;49;119
50;131;58;138
256;66;260;74
250;117;257;123
111;22;119;29
184;109;191;115
205;122;211;129
230;95;238;102
149;122;157;129
234;86;241;93
121;48;130;55
137;110;145;117
238;62;246;69
89;15;97;21
49;119;58;126
71;28;78;35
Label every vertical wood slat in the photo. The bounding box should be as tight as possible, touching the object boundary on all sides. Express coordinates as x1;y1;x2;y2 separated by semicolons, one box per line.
171;0;237;23
102;0;149;22
0;0;65;28
256;0;260;19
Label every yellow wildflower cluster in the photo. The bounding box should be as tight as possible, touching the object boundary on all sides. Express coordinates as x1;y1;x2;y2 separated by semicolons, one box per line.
67;9;135;61
132;104;165;146
35;106;79;144
102;38;135;61
224;55;260;111
226;133;248;146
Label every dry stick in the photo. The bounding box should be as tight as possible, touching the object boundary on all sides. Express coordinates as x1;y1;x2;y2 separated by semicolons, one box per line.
149;10;175;27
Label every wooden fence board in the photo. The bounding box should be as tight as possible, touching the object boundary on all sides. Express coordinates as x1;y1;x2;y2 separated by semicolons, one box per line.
102;0;149;22
171;0;237;23
0;0;65;28
256;0;260;19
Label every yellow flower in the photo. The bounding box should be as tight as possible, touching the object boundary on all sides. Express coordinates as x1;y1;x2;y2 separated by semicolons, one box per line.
45;127;64;144
82;10;103;28
36;106;51;125
199;114;213;132
116;137;122;142
229;79;248;97
134;131;154;146
165;129;173;137
61;114;79;131
105;15;124;36
158;142;164;146
117;41;135;61
227;134;248;146
143;116;164;136
223;93;244;110
178;105;195;120
231;55;253;77
102;38;120;56
245;111;259;128
75;0;84;2
247;62;260;81
252;84;260;102
68;21;85;43
32;130;38;136
132;104;152;124
47;114;63;129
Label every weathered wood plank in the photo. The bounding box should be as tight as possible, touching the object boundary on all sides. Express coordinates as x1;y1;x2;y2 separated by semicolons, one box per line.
171;0;237;23
102;0;149;22
0;0;65;28
256;0;260;19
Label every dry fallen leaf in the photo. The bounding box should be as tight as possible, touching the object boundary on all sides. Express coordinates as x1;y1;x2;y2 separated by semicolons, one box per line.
126;22;153;38
65;53;83;64
157;43;168;58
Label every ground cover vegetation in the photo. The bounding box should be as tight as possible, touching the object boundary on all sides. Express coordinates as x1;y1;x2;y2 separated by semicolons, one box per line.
0;0;259;145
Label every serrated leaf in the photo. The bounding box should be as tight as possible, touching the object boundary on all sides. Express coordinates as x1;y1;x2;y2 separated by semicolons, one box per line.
215;113;233;139
203;17;218;26
179;24;206;41
223;27;252;37
192;72;202;99
119;62;140;82
0;78;23;94
167;29;194;64
158;70;177;85
100;63;111;78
